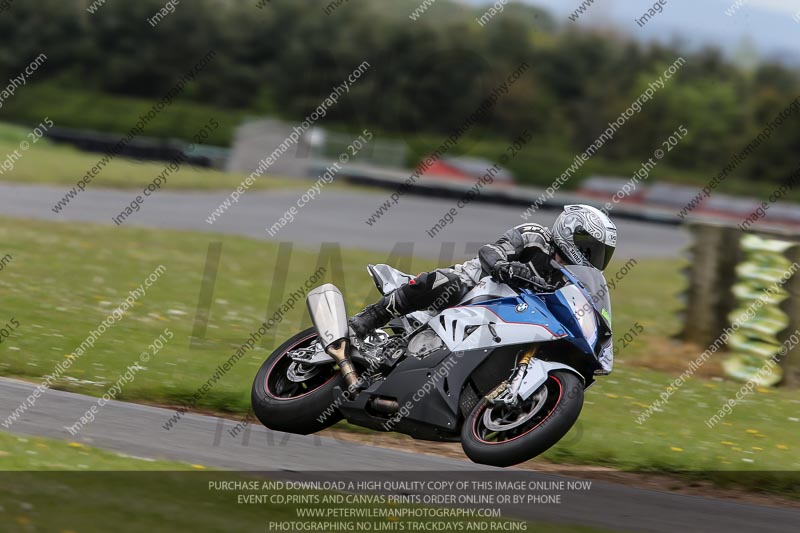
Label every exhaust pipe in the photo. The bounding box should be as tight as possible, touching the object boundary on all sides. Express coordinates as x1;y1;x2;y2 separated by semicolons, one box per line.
306;284;360;391
369;397;399;414
324;338;360;390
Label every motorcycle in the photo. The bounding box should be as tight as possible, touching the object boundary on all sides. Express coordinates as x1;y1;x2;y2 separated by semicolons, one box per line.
252;260;614;467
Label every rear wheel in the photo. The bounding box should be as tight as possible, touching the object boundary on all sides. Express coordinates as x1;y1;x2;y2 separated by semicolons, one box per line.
461;370;584;467
251;327;344;435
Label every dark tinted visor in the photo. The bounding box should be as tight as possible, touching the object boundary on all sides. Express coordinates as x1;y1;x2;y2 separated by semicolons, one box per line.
574;231;615;270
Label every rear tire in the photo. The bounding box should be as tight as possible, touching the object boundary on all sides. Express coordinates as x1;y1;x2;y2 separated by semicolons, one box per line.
251;327;345;435
461;370;584;467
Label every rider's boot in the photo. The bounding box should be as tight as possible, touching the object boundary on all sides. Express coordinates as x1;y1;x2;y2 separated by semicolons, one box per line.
348;292;405;340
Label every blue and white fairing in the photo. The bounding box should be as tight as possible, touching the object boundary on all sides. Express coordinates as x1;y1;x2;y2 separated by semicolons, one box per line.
426;280;570;353
433;269;613;374
427;269;613;374
367;263;614;373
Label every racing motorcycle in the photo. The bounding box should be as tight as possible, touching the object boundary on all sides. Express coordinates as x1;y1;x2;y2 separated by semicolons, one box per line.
252;260;614;467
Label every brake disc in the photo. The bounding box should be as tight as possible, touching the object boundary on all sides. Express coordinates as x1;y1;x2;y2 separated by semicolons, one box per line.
286;361;320;383
482;386;549;432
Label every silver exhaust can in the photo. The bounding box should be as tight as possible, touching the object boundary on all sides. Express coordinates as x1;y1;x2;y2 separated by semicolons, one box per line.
306;283;349;350
306;283;360;390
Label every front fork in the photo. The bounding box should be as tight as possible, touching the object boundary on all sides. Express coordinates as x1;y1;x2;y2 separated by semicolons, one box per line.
485;345;540;407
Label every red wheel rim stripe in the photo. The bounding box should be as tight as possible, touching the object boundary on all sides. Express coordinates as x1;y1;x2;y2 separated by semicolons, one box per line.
471;375;564;445
264;334;338;401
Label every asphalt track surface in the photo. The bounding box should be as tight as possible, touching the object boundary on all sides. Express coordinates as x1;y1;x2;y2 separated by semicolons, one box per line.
1;378;798;533
0;183;687;260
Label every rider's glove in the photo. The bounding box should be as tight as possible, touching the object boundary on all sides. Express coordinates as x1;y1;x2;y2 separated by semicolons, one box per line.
528;275;558;292
493;261;533;285
493;261;557;292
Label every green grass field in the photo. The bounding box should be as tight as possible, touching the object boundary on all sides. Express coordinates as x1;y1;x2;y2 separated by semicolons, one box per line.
0;431;197;471
0;217;797;496
0;123;302;191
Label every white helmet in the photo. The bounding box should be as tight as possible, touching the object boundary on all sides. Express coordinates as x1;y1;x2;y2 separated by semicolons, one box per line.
552;204;617;270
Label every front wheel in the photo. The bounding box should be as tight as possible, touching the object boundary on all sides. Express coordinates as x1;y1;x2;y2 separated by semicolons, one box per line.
461;370;584;467
251;327;344;435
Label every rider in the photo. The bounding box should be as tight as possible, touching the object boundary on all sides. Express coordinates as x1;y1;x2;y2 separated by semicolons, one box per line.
348;204;618;339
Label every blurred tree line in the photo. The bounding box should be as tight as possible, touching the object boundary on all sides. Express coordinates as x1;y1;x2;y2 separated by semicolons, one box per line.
0;0;799;191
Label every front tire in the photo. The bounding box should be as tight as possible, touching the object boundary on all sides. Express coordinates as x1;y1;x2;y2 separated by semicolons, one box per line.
251;327;345;435
461;370;584;467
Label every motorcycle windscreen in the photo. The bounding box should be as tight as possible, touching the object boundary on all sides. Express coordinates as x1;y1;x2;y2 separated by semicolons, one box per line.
557;285;599;348
561;265;614;373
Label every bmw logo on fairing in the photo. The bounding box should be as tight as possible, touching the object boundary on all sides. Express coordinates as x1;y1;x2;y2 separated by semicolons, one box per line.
515;302;528;313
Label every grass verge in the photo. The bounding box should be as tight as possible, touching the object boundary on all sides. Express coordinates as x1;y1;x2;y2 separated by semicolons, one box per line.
0;431;196;471
0;123;301;191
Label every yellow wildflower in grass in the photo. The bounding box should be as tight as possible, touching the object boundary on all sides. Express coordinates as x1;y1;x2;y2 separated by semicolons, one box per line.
777;444;789;450
191;464;207;469
745;429;758;434
670;447;684;452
